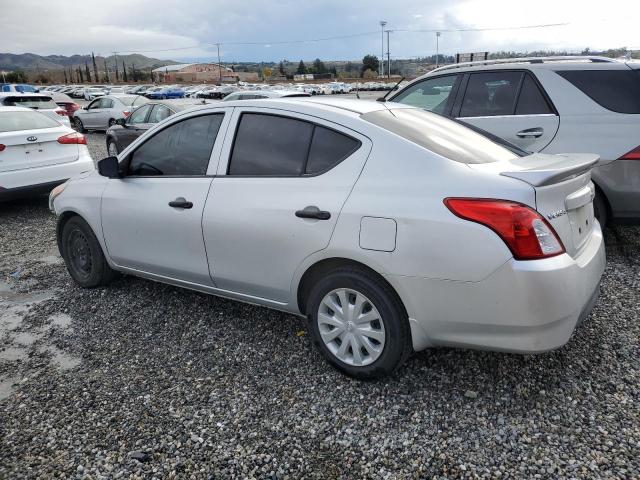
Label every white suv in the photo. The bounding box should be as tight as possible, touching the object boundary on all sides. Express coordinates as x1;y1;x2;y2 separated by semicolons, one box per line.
389;56;640;225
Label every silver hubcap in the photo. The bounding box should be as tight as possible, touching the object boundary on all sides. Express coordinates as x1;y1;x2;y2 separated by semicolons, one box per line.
317;288;385;366
107;142;118;156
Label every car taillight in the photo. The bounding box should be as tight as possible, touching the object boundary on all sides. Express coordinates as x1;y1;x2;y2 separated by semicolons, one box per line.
58;132;87;145
618;145;640;160
444;198;565;260
68;103;81;113
0;144;5;152
55;108;67;116
123;110;131;118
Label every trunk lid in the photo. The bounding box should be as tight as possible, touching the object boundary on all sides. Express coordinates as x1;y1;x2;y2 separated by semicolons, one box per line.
0;126;78;173
470;153;599;258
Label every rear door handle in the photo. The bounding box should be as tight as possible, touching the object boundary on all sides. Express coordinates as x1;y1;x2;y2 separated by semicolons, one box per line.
517;127;544;138
295;206;331;220
169;197;193;209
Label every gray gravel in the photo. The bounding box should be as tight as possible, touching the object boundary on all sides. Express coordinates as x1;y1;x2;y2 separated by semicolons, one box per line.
1;134;639;478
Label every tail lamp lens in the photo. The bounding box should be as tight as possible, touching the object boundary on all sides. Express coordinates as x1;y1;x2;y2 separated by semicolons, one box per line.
444;198;565;260
618;145;640;160
57;132;87;145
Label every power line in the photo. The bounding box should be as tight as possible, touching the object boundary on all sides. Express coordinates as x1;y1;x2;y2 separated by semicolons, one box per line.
110;22;569;54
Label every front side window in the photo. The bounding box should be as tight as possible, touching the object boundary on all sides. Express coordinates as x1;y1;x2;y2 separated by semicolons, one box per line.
391;75;460;114
148;104;173;123
228;113;361;176
460;72;523;117
88;99;102;110
128;105;151;124
127;114;223;176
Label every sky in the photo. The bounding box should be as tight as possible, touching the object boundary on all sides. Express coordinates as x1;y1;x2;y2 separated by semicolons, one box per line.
1;0;639;62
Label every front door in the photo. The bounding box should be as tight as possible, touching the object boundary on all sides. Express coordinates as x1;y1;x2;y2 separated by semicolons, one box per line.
202;108;371;303
80;98;104;128
101;111;227;285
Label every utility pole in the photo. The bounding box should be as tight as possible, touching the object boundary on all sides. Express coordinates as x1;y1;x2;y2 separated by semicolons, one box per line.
385;30;392;78
379;21;387;77
435;32;441;68
216;43;222;83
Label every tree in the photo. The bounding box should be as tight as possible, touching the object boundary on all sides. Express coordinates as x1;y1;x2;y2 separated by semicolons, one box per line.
104;59;110;83
312;58;327;74
296;60;307;74
361;55;379;76
63;69;68;84
85;61;92;83
115;59;119;82
263;67;273;78
5;70;28;83
278;61;285;76
78;67;84;83
92;52;99;83
122;61;128;82
362;68;377;79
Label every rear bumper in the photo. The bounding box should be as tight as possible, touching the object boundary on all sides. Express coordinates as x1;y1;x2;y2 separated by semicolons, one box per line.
0;150;94;200
387;223;606;353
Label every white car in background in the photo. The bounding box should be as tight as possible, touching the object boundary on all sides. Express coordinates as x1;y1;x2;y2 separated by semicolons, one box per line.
50;98;604;379
0;92;71;127
84;87;107;101
222;90;311;101
0;106;93;200
72;94;149;131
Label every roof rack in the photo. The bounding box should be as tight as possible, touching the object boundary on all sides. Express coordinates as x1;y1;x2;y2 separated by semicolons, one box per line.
430;56;618;73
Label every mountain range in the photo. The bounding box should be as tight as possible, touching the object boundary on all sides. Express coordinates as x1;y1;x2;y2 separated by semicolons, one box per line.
0;53;176;71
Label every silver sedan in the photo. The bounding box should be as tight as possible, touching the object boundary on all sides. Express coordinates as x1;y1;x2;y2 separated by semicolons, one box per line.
72;95;149;131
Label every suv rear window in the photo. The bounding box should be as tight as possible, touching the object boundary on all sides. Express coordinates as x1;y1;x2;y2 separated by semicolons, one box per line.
557;69;640;114
2;96;59;110
362;108;520;164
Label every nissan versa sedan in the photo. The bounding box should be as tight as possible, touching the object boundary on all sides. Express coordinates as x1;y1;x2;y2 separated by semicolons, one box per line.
49;98;605;379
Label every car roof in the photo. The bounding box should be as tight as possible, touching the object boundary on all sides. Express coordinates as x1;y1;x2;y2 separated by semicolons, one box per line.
0;92;52;98
0;105;33;112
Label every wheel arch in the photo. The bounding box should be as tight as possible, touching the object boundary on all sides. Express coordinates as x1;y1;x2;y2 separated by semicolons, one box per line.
56;210;81;253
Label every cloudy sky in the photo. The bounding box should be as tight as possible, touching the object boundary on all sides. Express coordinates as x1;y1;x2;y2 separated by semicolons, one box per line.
2;0;638;62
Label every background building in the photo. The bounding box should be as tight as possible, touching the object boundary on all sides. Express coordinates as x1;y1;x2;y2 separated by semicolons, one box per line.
152;63;236;83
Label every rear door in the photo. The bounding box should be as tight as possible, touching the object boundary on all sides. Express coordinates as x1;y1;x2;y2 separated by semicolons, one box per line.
202;107;371;302
455;70;559;152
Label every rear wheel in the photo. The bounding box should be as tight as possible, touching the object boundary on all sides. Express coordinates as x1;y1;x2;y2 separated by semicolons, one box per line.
108;118;116;127
306;266;411;379
61;216;116;288
107;140;118;156
73;117;86;133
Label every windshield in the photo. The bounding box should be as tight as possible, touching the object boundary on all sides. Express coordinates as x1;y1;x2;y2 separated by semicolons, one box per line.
0;110;60;132
3;96;59;110
361;107;521;164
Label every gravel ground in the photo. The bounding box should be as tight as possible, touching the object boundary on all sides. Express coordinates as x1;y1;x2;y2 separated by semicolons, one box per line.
1;133;639;478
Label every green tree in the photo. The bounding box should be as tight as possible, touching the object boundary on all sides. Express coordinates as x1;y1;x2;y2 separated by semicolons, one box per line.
362;68;377;79
5;70;28;83
122;61;128;82
361;55;379;76
296;60;307;74
85;61;92;82
312;58;326;74
278;61;285;75
92;52;99;83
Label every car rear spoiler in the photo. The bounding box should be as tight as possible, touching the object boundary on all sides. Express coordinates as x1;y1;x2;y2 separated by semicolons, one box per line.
498;153;600;187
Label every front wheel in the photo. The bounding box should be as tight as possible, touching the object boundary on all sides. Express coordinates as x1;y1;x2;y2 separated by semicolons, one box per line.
108;118;116;127
61;216;116;288
307;267;411;379
107;139;118;156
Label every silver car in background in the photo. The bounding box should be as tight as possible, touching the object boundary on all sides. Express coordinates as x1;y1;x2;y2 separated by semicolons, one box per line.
50;98;605;379
72;94;149;131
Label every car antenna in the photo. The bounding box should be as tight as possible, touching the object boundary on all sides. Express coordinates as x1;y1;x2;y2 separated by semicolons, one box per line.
377;76;405;102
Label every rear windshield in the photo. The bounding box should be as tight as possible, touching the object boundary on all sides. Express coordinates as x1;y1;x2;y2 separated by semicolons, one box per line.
361;107;520;164
0;111;60;132
3;96;59;110
556;69;640;114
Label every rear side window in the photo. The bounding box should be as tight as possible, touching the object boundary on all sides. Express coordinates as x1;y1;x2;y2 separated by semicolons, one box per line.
515;74;553;115
461;72;522;117
228;113;360;176
128;114;223;176
391;75;460;114
148;104;173;123
0;111;60;132
556;69;640;113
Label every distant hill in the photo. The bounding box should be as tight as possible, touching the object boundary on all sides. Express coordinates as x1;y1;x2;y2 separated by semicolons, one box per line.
0;53;177;71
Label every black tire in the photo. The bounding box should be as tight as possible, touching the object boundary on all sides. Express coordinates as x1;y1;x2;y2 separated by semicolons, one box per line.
61;216;116;288
593;190;608;227
306;266;412;379
108;118;116;127
73;117;86;133
106;139;118;157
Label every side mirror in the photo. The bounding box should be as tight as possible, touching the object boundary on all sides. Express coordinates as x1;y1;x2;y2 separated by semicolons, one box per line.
115;118;126;126
98;156;121;178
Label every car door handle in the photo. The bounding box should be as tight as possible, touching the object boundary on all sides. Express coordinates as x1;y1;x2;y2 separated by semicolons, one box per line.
295;206;331;220
168;197;193;209
517;127;544;138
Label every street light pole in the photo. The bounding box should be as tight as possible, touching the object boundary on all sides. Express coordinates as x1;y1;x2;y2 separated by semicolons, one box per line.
436;32;441;68
385;30;392;78
379;21;387;77
216;43;222;83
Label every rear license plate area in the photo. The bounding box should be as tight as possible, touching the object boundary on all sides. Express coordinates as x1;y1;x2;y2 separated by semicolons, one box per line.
568;203;593;249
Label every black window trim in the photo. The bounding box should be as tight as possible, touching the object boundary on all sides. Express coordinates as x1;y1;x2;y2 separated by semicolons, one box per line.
120;111;225;179
225;111;362;178
451;69;558;118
